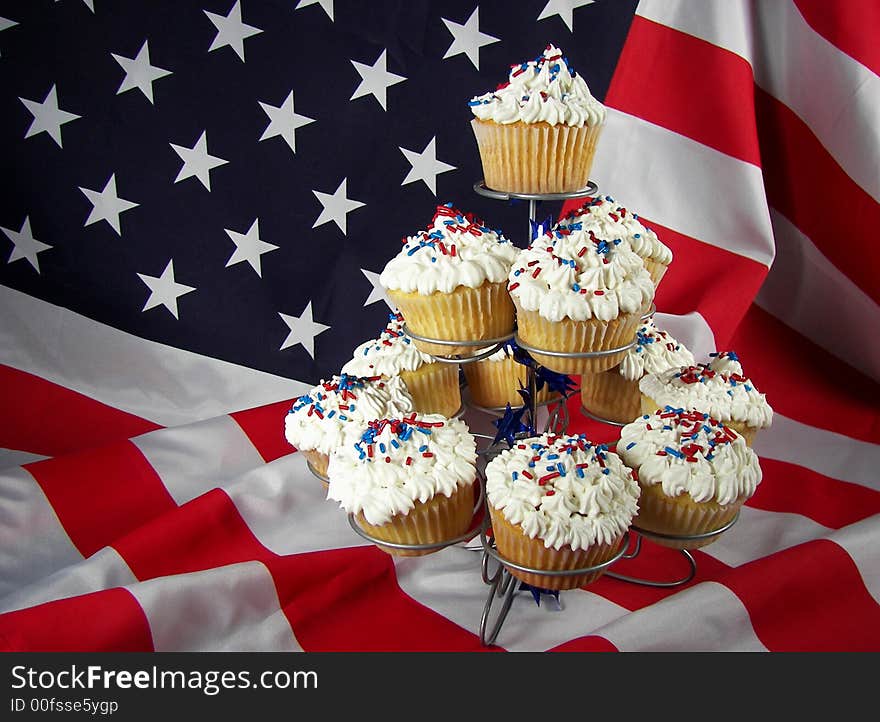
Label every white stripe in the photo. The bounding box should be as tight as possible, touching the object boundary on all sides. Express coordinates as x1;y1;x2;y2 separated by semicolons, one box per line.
126;562;301;652
599;580;768;651
0;546;137;614
593;108;775;266
637;0;880;203
0;466;83;601
0;449;48;469
701;505;833;568
756;208;880;382
227;453;369;556
133;415;266;505
653;310;716;364
392;546;629;651
0;284;311;428
753;413;880;491
827;515;880;606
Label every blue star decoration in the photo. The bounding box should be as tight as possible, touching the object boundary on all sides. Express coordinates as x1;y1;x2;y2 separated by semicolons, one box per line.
529;214;556;243
491;402;530;447
518;581;562;610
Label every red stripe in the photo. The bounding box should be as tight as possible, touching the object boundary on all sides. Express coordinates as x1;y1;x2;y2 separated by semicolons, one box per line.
605;16;761;166
728;305;880;444
751;458;880;530
270;548;493;652
0;588;153;651
230;397;297;462
794;0;880;76
755;86;880;307
720;539;880;651
25;442;177;557
0;364;161;457
113;489;491;651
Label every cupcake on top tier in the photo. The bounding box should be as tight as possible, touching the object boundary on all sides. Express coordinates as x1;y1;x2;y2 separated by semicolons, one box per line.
638;351;773;446
284;373;414;482
380;204;517;356
508;220;655;375
485;431;639;590
327;413;478;557
342;311;461;418
559;195;673;288
470;43;606;193
580;318;694;424
619;407;763;549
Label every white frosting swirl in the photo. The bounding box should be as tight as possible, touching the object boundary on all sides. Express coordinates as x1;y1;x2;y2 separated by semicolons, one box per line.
639;352;773;429
342;312;436;377
469;44;606;128
618;319;695;381
619;408;762;505
379;204;517;295
485;432;639;551
284;374;414;455
508;223;654;322
327;414;477;526
559;195;672;265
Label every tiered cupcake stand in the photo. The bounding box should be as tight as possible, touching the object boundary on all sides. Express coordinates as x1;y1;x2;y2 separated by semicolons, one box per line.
313;180;740;647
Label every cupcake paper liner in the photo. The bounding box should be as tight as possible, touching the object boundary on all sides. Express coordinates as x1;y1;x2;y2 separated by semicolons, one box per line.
300;448;330;489
488;505;624;590
580;368;641;424
355;482;476;557
514;302;642;375
400;363;462;418
388;281;515;357
471;118;603;194
642;257;669;290
463;355;555;409
633;482;747;550
640;394;759;447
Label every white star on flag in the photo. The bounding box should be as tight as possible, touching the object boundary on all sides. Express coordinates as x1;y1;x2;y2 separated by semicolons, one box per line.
55;0;94;12
350;49;406;111
19;84;81;149
79;174;139;236
441;6;500;70
360;269;393;309
205;0;262;62
170;130;228;191
400;137;457;195
312;178;365;235
137;259;196;319
1;217;52;273
295;0;333;22
0;17;18;57
224;218;278;277
279;301;330;358
111;40;172;104
259;90;315;153
537;0;595;32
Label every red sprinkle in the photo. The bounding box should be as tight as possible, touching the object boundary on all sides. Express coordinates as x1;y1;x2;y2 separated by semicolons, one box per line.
508;282;520;291
521;470;534;480
532;267;541;278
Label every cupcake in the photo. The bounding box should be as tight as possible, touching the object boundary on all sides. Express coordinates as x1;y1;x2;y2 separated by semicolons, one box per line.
638;351;773;446
619;407;763;549
342;311;462;418
469;44;606;193
463;340;556;409
485;432;639;590
559;195;673;288
379;204;517;356
284;373;414;483
327;413;478;557
580;318;694;424
508;221;655;375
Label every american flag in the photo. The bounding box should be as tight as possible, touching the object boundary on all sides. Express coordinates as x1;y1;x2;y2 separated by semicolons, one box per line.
0;0;877;652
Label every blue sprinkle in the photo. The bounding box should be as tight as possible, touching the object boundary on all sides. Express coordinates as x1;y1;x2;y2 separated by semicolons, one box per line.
419;445;428;452
339;415;348;421
327;410;335;418
626;442;636;450
602;468;610;475
664;447;684;458
512;471;518;480
416;427;432;435
546;454;559;460
556;463;566;476
576;467;584;478
390;439;399;449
